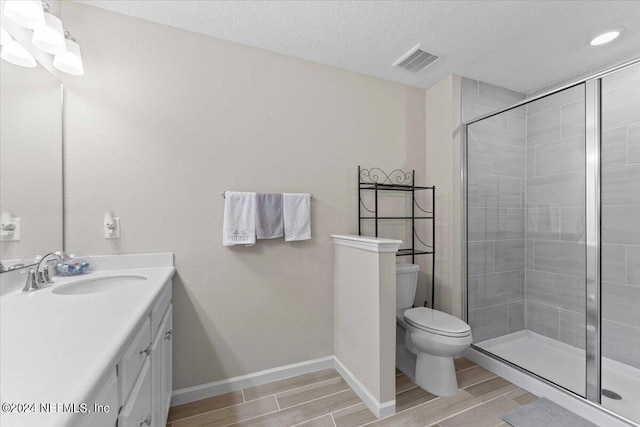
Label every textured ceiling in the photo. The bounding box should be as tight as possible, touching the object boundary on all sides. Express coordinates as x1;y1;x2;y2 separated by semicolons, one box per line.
73;1;640;93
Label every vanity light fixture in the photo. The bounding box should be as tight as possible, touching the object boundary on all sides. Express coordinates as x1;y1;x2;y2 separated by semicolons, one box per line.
2;1;84;75
3;0;45;30
590;31;620;46
53;29;84;75
1;38;36;67
31;1;65;54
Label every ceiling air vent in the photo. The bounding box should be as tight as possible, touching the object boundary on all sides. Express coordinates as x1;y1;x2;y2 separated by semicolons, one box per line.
393;44;439;73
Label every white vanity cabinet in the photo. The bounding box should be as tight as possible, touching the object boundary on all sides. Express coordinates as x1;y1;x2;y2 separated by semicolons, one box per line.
118;281;172;427
0;261;176;427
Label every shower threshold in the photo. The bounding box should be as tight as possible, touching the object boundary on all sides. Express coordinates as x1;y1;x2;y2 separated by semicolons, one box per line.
476;330;640;424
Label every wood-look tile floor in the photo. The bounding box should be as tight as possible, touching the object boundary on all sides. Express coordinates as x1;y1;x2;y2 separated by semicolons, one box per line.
167;358;538;427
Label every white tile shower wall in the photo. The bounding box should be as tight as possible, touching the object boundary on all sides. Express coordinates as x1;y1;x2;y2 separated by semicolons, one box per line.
463;78;527;342
524;84;587;349
601;62;640;368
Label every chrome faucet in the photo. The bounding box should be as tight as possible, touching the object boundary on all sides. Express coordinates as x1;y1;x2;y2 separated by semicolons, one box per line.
18;252;70;292
24;252;68;290
22;269;39;292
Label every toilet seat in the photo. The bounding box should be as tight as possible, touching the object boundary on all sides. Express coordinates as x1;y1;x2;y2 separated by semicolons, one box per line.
403;307;471;338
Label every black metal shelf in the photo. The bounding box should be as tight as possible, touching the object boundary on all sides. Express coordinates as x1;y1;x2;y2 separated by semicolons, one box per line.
360;216;433;220
397;249;434;257
359;184;435;191
357;166;436;309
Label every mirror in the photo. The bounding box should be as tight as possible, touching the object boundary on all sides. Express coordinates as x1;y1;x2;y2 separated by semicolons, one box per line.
0;59;63;270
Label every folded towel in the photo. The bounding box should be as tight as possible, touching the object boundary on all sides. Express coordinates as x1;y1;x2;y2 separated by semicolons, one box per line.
283;193;311;242
256;193;284;239
223;191;257;246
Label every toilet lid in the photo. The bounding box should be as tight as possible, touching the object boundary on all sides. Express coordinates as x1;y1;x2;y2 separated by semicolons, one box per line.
403;307;471;337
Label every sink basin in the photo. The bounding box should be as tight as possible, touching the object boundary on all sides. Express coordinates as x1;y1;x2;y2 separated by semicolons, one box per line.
52;275;148;295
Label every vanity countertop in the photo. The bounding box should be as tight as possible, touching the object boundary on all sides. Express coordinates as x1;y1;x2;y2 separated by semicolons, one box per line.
0;264;175;427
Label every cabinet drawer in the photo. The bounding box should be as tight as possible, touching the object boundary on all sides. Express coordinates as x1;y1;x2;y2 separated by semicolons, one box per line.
151;283;172;335
119;317;151;404
118;359;152;427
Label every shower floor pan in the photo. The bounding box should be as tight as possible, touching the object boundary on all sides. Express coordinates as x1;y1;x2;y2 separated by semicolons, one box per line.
476;330;640;424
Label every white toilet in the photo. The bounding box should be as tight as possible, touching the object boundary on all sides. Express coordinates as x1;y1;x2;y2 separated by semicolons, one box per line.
395;263;472;396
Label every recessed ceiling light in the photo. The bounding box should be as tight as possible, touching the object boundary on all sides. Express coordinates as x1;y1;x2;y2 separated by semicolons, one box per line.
590;31;620;46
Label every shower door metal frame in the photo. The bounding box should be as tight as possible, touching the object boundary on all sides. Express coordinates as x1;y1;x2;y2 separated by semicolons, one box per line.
461;57;640;421
584;78;601;404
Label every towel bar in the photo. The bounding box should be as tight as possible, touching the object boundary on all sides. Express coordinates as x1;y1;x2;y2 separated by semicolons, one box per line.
221;191;312;198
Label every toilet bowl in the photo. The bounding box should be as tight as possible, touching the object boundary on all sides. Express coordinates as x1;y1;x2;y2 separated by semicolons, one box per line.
403;307;472;396
395;263;473;396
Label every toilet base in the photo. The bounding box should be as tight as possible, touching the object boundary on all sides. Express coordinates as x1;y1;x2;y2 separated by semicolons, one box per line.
396;324;417;381
414;352;458;396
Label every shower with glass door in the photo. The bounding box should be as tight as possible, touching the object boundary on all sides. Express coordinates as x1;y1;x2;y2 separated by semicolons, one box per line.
463;59;640;425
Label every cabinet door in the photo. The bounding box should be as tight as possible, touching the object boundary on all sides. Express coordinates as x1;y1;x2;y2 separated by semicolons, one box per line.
151;317;164;427
118;359;152;427
120;318;151;404
152;304;173;427
162;304;173;418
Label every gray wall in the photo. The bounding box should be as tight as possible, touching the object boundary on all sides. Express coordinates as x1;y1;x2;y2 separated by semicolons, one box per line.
61;2;427;390
462;78;527;343
425;75;463;317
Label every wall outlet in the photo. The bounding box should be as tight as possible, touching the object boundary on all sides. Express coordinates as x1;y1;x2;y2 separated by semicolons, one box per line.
104;217;120;239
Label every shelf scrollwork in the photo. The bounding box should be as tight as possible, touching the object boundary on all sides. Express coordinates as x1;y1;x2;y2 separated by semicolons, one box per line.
359;167;413;186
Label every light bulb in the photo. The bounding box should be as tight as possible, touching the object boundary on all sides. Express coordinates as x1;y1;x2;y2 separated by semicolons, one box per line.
590;31;620;46
32;11;65;54
3;0;45;30
53;37;84;75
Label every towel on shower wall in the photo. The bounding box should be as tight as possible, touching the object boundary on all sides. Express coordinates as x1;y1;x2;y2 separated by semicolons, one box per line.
283;193;311;242
223;191;257;246
256;193;284;239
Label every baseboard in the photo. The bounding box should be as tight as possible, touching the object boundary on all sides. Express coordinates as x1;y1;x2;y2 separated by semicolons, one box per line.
465;347;637;427
333;357;395;419
171;356;335;407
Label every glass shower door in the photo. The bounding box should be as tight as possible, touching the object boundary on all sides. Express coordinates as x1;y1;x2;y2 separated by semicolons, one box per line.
466;83;587;397
466;59;640;423
600;61;640;424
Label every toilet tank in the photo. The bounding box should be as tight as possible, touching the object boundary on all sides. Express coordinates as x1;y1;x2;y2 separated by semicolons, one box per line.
396;263;419;309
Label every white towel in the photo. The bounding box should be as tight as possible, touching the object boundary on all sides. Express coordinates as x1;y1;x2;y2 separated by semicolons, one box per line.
223;191;257;246
283;193;311;242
